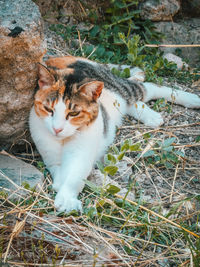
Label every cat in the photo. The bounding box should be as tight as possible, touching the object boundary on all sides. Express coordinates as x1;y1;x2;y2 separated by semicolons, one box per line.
29;55;200;213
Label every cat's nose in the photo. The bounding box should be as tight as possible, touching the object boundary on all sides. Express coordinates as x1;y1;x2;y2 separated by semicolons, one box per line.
53;127;63;135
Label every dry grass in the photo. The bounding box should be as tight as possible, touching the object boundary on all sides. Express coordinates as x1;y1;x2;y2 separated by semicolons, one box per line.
0;115;200;266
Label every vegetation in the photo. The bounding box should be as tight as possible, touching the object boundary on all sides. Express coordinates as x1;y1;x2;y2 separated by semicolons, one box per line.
1;0;200;266
50;0;199;84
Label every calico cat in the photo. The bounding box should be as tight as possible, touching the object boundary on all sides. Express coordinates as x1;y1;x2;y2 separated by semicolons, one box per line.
29;56;200;212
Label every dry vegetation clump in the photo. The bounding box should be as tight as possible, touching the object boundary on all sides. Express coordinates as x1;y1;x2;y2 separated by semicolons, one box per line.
0;107;200;266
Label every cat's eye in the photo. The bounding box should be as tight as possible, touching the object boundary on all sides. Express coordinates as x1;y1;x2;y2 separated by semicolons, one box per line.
44;106;54;115
68;111;80;117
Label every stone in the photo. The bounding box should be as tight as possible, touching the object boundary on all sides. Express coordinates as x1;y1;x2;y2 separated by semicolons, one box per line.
163;53;189;70
139;0;180;21
89;169;135;201
33;0;105;23
127;67;145;82
0;0;46;148
0;153;43;197
182;0;200;17
155;19;200;66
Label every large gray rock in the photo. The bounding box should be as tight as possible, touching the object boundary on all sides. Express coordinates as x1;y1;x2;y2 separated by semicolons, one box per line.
155;19;200;66
139;0;180;21
0;153;43;197
0;0;46;147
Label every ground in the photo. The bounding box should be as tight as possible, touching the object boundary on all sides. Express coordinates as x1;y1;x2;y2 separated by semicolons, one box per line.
0;20;200;267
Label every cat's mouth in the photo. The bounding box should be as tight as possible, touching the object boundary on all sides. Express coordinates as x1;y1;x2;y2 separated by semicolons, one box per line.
50;124;78;139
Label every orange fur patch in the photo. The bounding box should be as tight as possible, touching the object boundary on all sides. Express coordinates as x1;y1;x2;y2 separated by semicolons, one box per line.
70;113;89;126
34;101;48;117
45;56;77;69
35;56;100;127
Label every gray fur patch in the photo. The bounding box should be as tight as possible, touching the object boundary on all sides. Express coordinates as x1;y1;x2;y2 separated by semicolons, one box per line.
100;103;109;137
68;61;145;104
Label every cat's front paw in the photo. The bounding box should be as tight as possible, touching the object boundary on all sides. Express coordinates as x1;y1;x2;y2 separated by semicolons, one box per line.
54;190;82;213
143;111;164;128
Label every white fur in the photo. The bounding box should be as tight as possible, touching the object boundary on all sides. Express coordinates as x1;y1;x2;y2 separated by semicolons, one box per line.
127;101;164;127
44;99;77;138
30;89;124;212
143;82;200;108
30;67;200;213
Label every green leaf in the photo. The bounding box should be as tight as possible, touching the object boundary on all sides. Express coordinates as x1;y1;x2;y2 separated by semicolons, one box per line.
104;165;118;176
121;143;129;152
165;153;178;162
96;161;105;173
96;46;106;57
112;145;120;155
85;180;101;193
106;184;120;195
130;143;141;151
164;162;174;169
175;150;185;157
195;136;200;142
142;150;155;158
107;154;117;164
163;137;176;147
106;51;114;60
90;25;100;37
163;146;173;152
143;133;151;139
117;152;125;161
22;182;31;190
84;45;94;55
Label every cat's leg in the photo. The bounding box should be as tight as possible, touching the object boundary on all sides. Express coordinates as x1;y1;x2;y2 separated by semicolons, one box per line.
36;140;62;190
127;101;164;127
54;140;97;213
50;166;61;191
29;109;62;189
143;82;200;108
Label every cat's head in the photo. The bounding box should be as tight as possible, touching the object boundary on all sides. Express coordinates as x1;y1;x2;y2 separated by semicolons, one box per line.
34;64;104;139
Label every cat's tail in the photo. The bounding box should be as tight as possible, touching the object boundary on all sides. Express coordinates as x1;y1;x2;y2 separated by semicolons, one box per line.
142;82;200;109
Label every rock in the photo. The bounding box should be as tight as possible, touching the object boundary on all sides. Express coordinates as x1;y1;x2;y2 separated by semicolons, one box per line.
33;0;67;23
0;153;43;198
139;0;180;21
182;0;200;17
116;159;133;182
33;0;57;16
0;0;46;148
127;67;145;82
89;169;135;201
33;0;105;24
163;53;189;70
155;19;200;66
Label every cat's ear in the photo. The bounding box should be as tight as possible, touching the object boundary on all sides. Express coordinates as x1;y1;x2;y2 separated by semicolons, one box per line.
79;81;104;101
38;64;55;89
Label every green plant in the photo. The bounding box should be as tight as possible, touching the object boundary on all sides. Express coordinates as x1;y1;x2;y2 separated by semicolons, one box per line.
184;232;200;267
97;136;184;176
119;33;145;67
50;0;200;85
153;98;172;113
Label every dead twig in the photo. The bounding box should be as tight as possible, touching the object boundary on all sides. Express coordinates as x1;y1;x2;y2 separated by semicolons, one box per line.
145;44;200;48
